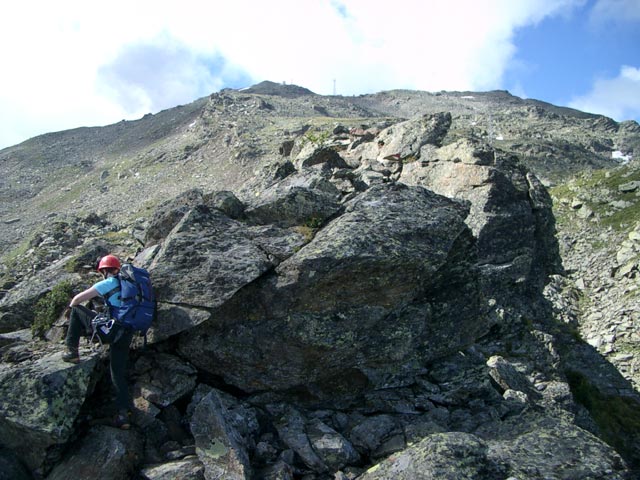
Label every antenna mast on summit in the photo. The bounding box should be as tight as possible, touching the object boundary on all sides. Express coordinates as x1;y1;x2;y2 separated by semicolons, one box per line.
333;79;336;96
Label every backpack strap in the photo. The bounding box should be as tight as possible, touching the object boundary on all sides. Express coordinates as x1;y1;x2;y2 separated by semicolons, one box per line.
102;284;121;301
101;278;122;316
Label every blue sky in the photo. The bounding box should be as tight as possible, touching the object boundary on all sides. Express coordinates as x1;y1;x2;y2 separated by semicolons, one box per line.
505;0;640;118
0;0;638;150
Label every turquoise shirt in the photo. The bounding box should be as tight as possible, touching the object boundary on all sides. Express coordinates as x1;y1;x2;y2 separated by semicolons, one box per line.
94;277;122;307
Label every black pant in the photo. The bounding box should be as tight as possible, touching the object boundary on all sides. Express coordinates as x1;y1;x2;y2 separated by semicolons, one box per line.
66;305;134;412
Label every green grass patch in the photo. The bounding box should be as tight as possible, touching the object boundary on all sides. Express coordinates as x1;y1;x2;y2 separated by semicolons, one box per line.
294;225;316;244
601;200;640;230
62;256;84;274
33;177;91;214
31;280;74;338
1;236;33;268
100;230;131;243
301;129;332;147
550;166;640;232
0;233;40;287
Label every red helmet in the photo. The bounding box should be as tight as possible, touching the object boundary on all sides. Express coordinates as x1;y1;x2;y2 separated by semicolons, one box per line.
97;254;121;272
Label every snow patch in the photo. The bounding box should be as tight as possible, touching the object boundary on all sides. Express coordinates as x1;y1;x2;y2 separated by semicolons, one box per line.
612;151;632;164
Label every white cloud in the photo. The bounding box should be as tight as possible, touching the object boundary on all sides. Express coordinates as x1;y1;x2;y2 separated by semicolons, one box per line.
589;0;640;25
569;66;640;121
96;34;252;115
0;0;589;149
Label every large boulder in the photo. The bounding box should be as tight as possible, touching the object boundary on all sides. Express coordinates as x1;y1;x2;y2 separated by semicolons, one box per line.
400;139;561;297
45;425;144;480
294;144;351;171
244;170;342;227
145;188;206;245
150;206;305;309
0;349;101;472
268;404;360;472
374;112;451;160
339;114;452;190
150;205;272;309
0;261;80;333
344;113;451;166
359;431;497;480
190;389;258;480
178;183;487;399
359;417;628;480
132;353;198;409
144;189;247;246
147;205;306;342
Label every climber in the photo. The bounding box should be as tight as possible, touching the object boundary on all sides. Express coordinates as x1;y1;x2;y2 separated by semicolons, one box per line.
62;254;134;429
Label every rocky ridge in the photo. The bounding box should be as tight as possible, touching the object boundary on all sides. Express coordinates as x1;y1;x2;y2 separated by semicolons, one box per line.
0;84;639;479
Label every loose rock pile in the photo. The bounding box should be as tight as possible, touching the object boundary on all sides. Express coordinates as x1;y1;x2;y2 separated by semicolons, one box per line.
550;165;640;392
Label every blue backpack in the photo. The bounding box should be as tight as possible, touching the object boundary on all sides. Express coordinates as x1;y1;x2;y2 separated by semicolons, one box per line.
107;264;156;333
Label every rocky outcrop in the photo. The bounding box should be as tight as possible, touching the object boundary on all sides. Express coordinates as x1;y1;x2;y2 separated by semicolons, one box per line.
616;222;640;277
244;170;343;227
359;421;627;480
0;267;81;334
190;389;255;479
0;348;102;473
46;426;144;480
178;182;481;398
0;100;639;479
400;137;561;297
147;205;307;343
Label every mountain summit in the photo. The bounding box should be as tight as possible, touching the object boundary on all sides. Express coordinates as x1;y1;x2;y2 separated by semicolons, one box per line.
239;80;317;97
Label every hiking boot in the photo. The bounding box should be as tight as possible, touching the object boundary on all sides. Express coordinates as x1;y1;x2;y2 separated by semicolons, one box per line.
113;411;131;430
62;349;80;364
